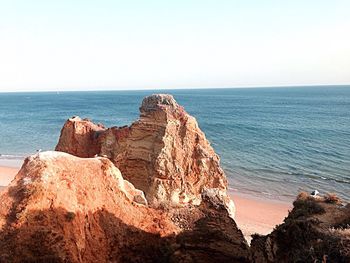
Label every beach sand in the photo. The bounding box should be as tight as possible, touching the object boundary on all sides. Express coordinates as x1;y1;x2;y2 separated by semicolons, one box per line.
0;166;18;187
231;193;291;242
0;165;291;242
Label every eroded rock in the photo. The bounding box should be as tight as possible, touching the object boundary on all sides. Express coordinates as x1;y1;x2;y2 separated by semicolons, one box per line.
56;94;229;209
55;117;106;158
0;151;249;263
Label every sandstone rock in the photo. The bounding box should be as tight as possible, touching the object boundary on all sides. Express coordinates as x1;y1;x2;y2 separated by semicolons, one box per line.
169;195;250;263
202;188;236;219
56;94;229;209
55;116;106;158
0;151;249;262
250;194;350;262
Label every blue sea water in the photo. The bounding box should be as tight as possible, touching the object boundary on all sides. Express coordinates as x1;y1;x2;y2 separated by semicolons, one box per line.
0;86;349;201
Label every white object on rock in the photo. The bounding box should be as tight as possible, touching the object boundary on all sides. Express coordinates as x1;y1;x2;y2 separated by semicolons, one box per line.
310;190;319;197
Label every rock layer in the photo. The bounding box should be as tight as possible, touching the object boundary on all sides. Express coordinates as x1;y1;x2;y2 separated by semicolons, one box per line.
56;94;228;208
0;151;249;262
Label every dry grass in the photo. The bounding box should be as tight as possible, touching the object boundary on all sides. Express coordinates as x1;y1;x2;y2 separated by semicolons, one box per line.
297;191;310;201
324;193;341;204
291;198;325;219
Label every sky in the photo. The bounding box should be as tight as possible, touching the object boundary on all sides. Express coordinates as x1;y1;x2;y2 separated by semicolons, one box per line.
0;0;349;92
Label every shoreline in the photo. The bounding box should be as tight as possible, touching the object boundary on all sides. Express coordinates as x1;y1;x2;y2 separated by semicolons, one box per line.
0;158;25;168
0;164;291;241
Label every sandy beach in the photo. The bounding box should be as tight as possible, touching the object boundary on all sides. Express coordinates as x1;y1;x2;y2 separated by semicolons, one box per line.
0;166;18;187
231;193;291;242
0;165;291;242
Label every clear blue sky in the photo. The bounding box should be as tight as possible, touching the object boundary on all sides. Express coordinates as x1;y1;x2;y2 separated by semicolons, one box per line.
0;0;349;91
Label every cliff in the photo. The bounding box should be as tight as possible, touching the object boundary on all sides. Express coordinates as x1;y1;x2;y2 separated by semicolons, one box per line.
0;152;249;262
56;94;229;209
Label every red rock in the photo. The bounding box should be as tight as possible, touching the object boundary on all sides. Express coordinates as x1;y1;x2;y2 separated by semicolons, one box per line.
0;151;249;262
55;116;106;158
56;94;230;210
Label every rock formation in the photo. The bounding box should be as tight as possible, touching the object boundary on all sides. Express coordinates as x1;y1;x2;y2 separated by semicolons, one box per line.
2;94;349;262
0;152;249;262
56;116;106;158
250;193;350;262
56;94;229;209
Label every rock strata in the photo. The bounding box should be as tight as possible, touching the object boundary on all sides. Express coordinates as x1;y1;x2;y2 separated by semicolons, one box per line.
56;94;228;208
0;152;249;262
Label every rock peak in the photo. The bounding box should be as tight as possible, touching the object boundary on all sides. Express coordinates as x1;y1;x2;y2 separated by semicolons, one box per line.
140;94;179;112
56;94;227;209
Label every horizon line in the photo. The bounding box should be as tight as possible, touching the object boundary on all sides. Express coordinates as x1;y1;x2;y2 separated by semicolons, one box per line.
0;83;349;93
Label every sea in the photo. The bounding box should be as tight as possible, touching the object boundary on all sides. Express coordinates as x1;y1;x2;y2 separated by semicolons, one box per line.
0;86;349;202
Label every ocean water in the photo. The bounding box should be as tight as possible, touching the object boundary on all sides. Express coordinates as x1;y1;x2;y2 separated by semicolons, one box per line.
0;86;349;201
